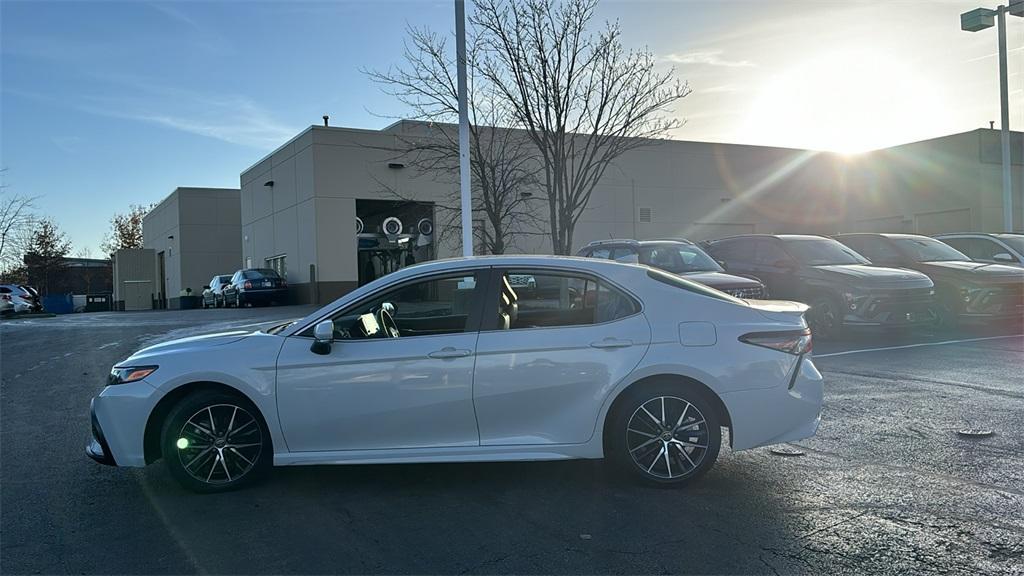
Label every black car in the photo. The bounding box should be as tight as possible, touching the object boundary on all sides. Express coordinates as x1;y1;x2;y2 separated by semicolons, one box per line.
577;239;767;299
201;275;233;308
703;234;935;338
835;233;1024;328
222;268;288;307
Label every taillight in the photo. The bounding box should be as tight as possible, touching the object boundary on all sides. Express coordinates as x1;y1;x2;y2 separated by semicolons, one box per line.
244;281;252;289
739;329;812;355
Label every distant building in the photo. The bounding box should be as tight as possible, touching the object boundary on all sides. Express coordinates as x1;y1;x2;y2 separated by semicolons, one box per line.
238;121;1022;304
61;257;113;294
142;187;241;308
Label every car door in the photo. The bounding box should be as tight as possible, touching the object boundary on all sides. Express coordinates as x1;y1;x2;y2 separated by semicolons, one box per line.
473;268;651;445
275;270;488;452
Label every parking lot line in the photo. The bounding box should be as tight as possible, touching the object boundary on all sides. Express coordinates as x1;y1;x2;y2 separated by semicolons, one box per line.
814;334;1022;358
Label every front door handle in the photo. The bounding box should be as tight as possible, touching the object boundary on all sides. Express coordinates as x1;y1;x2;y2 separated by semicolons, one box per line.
428;347;472;359
590;338;633;349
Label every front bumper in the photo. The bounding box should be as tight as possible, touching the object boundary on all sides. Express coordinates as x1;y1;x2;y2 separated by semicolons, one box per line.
842;289;936;327
86;380;160;468
721;356;824;451
86;399;117;466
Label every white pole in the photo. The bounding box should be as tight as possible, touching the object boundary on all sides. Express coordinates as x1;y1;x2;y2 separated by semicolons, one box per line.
455;0;473;256
997;5;1013;232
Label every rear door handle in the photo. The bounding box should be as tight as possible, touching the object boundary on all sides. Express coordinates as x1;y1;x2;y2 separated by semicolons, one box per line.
428;347;473;359
590;338;633;349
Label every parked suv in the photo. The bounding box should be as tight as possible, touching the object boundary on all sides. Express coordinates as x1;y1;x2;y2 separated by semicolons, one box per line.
222;269;288;307
577;239;766;299
0;285;42;314
934;233;1024;267
703;235;935;337
835;233;1024;327
202;275;233;308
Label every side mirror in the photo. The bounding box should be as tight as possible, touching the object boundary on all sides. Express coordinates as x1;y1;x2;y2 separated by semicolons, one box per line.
716;259;727;270
311;319;334;355
993;253;1015;263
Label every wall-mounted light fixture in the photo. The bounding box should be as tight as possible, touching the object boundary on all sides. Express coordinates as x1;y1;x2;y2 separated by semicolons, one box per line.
387;162;405;170
263;180;274;187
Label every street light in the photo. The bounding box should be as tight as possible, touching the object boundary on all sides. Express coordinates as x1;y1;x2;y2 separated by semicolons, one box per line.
961;1;1023;232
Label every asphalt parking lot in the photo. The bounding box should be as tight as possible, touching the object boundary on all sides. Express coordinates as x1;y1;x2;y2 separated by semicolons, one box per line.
1;308;1022;575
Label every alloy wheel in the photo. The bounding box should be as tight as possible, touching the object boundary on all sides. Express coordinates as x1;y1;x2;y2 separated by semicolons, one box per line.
626;396;709;480
175;403;263;485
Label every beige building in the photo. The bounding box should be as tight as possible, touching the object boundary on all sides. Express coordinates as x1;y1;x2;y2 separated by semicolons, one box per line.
239;121;1023;304
142;187;242;308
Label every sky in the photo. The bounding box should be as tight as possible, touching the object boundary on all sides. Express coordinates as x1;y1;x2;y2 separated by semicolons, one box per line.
1;0;1022;254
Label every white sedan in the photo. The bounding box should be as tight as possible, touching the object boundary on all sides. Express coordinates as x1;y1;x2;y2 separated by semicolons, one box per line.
87;256;823;492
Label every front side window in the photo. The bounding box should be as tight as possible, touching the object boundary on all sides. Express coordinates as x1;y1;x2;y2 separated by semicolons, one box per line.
754;240;795;265
588;247;613;259
781;238;868;266
707;239;753;263
892;237;968;262
947;238;1005;261
498;270;637;330
328;273;479;340
996;235;1024;255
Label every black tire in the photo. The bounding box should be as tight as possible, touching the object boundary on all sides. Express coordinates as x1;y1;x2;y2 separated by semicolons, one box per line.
807;294;843;340
606;382;721;486
934;302;960;331
160;390;272;493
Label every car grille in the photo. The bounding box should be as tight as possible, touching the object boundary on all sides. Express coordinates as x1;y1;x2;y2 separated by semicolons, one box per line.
724;286;765;299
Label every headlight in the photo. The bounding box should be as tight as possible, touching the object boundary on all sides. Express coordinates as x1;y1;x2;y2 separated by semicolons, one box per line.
108;366;158;385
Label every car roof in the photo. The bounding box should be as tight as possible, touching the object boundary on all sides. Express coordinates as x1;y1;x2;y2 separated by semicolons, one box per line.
707;234;828;243
934;232;1024;239
582;238;696;248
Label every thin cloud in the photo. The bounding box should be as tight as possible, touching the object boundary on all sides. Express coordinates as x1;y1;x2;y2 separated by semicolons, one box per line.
662;50;755;68
75;82;295;149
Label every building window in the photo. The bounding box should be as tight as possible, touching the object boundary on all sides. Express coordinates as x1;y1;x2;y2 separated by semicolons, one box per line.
265;255;287;279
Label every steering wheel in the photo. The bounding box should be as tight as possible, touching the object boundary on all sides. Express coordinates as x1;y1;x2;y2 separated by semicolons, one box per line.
377;308;401;338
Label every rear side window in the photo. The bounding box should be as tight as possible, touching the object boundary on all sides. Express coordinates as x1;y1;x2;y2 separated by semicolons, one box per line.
588;247;613;259
646;269;744;304
498;270;638;330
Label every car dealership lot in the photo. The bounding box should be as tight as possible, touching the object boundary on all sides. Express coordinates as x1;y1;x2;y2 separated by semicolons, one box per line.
1;309;1022;575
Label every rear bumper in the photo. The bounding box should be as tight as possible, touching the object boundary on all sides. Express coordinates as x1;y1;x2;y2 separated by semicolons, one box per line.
239;288;288;303
721;356;824;451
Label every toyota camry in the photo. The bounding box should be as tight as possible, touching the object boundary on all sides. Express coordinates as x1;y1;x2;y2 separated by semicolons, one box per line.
87;256;823;492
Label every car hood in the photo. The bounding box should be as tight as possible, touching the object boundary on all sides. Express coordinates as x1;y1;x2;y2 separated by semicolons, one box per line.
124;330;252;362
813;264;932;289
913;260;1024;284
678;270;761;289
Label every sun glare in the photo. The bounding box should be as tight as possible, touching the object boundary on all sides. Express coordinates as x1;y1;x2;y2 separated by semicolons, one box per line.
742;49;946;154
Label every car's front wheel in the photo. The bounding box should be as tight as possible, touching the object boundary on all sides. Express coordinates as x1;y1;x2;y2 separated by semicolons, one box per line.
606;383;721;486
808;294;843;339
160;391;271;493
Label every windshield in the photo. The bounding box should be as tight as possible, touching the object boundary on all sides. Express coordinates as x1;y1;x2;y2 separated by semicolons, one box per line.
997;235;1024;254
219;275;232;283
783;238;869;266
893;237;968;262
638;244;723;273
242;269;281;279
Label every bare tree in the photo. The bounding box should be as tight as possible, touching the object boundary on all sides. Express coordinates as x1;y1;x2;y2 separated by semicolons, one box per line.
100;204;152;257
366;27;541;255
0;178;40;273
473;0;690;254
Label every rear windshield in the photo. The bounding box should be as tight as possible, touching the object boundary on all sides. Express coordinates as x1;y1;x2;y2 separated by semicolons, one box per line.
646;268;744;304
242;269;280;279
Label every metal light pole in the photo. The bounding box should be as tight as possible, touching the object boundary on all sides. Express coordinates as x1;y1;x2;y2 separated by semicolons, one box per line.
455;0;473;256
961;2;1023;232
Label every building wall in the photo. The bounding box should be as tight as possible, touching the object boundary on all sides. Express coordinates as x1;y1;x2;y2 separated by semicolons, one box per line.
143;187;241;308
240;122;1023;304
112;248;155;311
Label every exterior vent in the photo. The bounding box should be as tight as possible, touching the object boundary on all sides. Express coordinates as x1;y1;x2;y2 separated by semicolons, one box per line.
638;207;652;223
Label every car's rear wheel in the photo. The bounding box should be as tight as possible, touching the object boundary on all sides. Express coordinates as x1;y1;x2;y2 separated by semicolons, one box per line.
808;294;843;339
606;383;721;486
160;391;271;493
